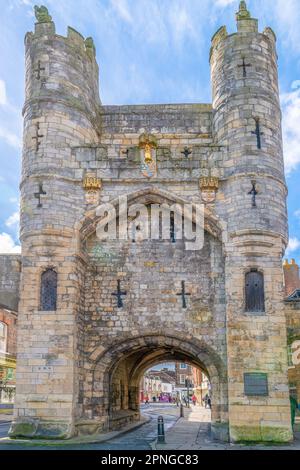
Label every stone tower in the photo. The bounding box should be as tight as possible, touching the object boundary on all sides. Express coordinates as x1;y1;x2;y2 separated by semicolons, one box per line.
11;9;100;438
210;2;291;441
9;3;293;442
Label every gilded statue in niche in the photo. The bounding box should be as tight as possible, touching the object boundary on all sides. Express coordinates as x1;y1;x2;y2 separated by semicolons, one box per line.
139;133;158;178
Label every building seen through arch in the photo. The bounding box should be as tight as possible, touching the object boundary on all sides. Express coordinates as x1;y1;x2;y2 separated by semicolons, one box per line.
140;362;210;406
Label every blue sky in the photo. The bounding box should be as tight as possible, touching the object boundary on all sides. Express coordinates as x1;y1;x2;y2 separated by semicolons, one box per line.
0;0;299;264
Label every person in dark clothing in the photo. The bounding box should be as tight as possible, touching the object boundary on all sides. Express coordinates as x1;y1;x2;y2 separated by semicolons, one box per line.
290;395;298;428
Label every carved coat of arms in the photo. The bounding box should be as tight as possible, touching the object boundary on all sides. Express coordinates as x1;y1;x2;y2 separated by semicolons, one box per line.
139;133;158;178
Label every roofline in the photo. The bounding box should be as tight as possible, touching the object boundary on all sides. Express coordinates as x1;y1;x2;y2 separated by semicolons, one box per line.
284;289;300;302
0;303;18;314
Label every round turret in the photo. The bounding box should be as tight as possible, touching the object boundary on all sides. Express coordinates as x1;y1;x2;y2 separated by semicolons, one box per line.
210;1;287;244
21;8;101;241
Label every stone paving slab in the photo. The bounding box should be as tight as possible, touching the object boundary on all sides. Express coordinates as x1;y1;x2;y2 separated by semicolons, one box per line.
153;406;300;451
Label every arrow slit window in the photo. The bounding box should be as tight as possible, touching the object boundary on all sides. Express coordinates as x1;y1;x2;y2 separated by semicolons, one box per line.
40;269;57;311
245;269;265;313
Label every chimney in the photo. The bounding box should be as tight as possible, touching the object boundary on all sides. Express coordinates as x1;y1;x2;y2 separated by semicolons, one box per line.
283;259;300;296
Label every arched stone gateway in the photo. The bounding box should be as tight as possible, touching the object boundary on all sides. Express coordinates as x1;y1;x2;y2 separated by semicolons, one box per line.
10;3;293;444
74;187;228;440
77;334;228;441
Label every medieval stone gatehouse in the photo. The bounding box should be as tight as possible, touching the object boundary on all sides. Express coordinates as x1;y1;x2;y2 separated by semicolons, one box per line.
0;2;298;442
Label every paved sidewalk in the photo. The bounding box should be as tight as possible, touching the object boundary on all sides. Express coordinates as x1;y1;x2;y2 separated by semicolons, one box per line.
153;405;224;450
0;416;151;447
153;405;300;451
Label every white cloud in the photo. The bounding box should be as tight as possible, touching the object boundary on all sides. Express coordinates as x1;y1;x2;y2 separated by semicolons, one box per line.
9;197;18;203
214;0;235;6
291;80;300;90
111;0;133;23
0;79;22;148
0;232;21;254
286;237;300;256
0;80;7;106
295;209;300;218
281;85;300;174
271;0;300;54
168;4;196;46
5;211;19;228
0;126;21;149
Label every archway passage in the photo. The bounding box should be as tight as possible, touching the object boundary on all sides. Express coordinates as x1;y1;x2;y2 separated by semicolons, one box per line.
84;334;229;442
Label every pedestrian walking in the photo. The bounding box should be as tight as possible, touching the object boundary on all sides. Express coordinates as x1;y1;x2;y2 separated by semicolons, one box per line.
191;394;197;406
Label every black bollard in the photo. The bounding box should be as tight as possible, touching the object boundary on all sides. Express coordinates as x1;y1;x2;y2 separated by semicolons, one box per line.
157;415;165;443
180;403;184;418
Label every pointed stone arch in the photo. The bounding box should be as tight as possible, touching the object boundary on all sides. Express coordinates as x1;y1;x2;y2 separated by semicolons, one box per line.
76;186;223;244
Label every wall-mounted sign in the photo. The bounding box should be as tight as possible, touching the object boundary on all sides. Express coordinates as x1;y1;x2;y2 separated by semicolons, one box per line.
244;372;268;396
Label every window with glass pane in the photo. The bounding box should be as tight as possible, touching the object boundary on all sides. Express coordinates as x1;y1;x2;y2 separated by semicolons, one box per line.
0;322;7;352
40;269;57;311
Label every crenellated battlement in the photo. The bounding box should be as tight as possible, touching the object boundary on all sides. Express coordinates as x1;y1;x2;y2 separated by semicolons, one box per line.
26;24;97;60
24;5;100;115
26;6;97;60
210;2;276;63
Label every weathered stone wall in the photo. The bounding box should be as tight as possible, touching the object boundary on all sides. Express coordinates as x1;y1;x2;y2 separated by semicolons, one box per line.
0;256;21;312
84;233;224;343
